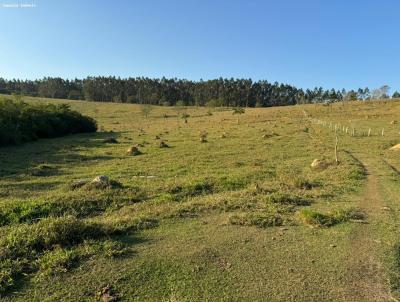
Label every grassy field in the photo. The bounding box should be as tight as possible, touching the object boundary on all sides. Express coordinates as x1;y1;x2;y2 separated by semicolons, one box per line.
1;96;400;301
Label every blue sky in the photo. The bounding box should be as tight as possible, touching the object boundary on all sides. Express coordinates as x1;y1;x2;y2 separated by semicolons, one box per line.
0;0;399;91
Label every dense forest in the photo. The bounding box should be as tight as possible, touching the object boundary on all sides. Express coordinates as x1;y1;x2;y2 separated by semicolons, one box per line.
0;77;397;107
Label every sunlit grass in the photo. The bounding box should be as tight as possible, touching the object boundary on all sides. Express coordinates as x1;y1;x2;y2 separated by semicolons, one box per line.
1;96;400;300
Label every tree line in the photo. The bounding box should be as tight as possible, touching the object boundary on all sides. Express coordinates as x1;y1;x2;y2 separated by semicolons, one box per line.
0;77;398;107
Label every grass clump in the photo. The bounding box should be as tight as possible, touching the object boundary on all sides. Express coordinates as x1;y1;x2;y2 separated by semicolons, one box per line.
217;176;249;191
0;186;145;227
0;214;158;293
299;208;364;227
1;216;105;259
35;240;129;279
348;167;367;181
28;164;58;177
166;200;216;218
331;208;365;222
161;176;252;203
391;243;400;292
0;200;55;226
36;248;80;278
57;192;144;217
267;192;310;206
0;216;103;293
100;240;131;258
299;209;336;227
100;215;159;235
167;180;214;201
0;258;27;294
277;166;315;189
292;176;314;190
229;212;283;228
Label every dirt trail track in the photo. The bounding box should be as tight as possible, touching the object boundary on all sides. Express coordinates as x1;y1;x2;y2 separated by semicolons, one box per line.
344;153;395;302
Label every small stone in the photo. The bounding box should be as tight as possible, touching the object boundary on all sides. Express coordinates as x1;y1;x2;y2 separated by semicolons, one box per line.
92;175;109;183
311;159;328;170
390;144;400;151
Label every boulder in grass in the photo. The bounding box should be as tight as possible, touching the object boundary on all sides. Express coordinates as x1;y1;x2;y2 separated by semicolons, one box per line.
390;120;397;125
389;144;400;151
311;159;328;170
127;146;141;155
88;175;110;189
88;175;122;190
92;175;109;183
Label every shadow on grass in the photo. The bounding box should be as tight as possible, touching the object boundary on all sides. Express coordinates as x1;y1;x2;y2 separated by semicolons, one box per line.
0;180;62;197
0;131;119;178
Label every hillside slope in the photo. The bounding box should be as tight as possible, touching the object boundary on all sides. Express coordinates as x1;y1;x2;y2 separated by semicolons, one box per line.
1;97;400;301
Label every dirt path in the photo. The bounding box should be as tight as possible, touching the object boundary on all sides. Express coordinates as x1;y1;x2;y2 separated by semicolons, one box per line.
343;155;394;302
